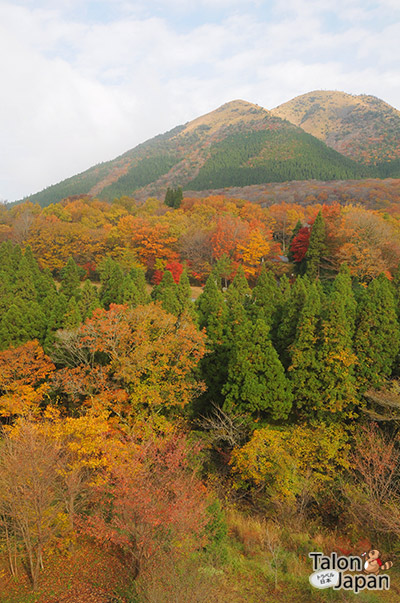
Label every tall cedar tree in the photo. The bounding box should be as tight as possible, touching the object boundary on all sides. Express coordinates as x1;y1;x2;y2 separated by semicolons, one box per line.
305;211;327;280
195;274;228;410
60;258;81;301
288;282;323;417
318;290;358;419
177;268;196;319
13;256;37;304
250;266;282;330
99;258;125;309
151;269;180;315
79;279;100;320
332;264;357;336
354;274;400;388
276;276;310;369
222;318;292;421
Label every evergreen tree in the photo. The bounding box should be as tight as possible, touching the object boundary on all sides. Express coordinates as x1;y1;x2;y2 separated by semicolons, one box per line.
60;257;81;301
129;266;149;306
23;245;41;288
99;257;125;309
288;283;323;416
63;297;83;329
331;264;357;336
37;268;57;305
0;273;12;316
0;302;46;350
305;211;327;280
212;254;233;289
164;187;183;209
318;290;358;419
10;244;22;273
12;256;37;303
43;293;68;351
225;265;251;311
177;268;196;318
151;269;180;315
79;279;100;319
354;274;400;388
223;318;292;422
250;265;282;327
0;241;14;279
276;276;309;369
195;273;229;409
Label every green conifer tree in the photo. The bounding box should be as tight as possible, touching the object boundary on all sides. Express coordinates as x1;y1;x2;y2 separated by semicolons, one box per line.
250;265;282;327
129;266;149;305
305;211;327;280
223;318;292;422
288;282;323;415
79;280;100;319
354;274;400;388
177;268;196;319
151;270;180;315
62;297;83;329
60;257;81;301
195;273;229;410
331;264;357;336
276;276;309;368
99;258;125;309
12;256;37;303
318;290;358;419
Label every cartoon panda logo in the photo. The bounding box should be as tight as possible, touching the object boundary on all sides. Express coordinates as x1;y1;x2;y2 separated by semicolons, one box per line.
362;549;393;575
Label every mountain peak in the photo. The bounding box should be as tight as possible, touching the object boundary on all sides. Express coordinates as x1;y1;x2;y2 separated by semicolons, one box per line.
182;99;268;134
271;90;400;165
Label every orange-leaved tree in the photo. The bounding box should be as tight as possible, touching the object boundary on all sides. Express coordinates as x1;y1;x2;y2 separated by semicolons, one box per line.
52;303;206;418
0;340;55;418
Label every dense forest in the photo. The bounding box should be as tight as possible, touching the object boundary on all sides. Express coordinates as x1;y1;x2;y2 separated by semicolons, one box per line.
2;190;400;601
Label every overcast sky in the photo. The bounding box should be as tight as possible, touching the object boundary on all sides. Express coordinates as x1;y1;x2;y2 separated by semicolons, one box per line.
1;0;399;202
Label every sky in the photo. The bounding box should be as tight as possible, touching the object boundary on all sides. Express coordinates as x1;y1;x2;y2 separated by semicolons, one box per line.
1;0;399;202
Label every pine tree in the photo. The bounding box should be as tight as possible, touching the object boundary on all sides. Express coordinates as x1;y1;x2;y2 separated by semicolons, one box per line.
223;319;292;421
60;257;81;301
288;282;323;416
354;274;400;388
305;211;327;280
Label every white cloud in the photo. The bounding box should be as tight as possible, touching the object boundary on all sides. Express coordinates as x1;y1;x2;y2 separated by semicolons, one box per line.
0;0;399;201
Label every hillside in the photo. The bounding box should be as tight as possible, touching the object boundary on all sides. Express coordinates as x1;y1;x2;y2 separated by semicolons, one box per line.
272;90;400;172
22;99;370;207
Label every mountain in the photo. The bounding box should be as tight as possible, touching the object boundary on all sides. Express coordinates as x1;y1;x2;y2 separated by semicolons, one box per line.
22;99;370;207
271;91;400;175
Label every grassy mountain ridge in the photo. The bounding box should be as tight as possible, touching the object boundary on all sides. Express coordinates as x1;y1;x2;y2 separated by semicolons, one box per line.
21;94;399;207
272;90;400;169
